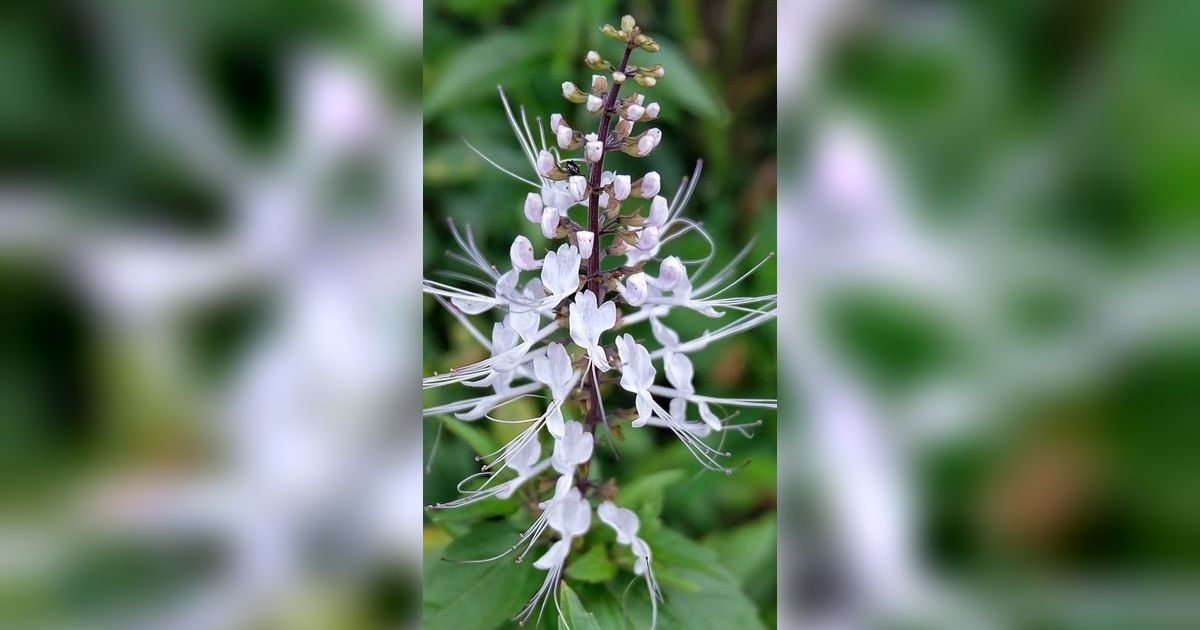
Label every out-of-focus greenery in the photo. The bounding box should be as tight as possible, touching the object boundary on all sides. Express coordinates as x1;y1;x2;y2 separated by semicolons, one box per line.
422;1;777;627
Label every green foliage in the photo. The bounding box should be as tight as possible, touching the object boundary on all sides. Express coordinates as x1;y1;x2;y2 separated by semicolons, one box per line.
558;582;604;630
423;521;542;630
565;543;618;583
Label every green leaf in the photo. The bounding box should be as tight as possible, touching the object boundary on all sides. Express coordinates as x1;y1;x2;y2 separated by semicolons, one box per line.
653;40;729;123
565;543;617;583
559;582;603;630
644;527;766;630
703;513;777;586
617;468;687;524
423;521;541;630
425;32;552;119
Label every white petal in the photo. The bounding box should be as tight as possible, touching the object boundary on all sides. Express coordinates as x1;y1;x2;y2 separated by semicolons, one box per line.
647;195;669;227
524;192;544;223
540;206;560;239
640;171;660;198
510;235;539;271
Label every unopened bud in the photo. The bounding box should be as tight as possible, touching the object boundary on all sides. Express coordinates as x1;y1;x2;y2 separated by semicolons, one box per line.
626;104;645;121
637;225;660;250
576;230;594;258
622;272;649;306
645;102;660;118
612;71;626;84
614;118;633;138
524;192;544;223
621;15;637;33
614;174;631;200
585;50;602;67
540;206;561;239
648;195;669;227
537;150;556;177
644;64;665;79
659;255;685;290
568;175;588;201
631;93;645;106
510;235;539;270
585;140;603;162
636;135;656;156
591;74;608;94
600;24;623;40
585;94;603;113
599;191;610;208
639;171;660;198
562;81;587;103
645;128;662;146
556;125;575;149
635;75;657;88
550;113;564;132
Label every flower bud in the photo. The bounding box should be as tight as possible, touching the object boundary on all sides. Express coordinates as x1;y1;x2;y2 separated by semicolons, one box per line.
585;140;603;162
621;15;636;33
648;195;669;227
568;175;588;200
612;71;626;84
585;50;602;67
659;255;685;290
591;74;608;94
644;64;665;79
645;128;662;145
636;225;660;250
524;192;544;223
613;174;631;200
614;118;633;138
562;81;587;103
510;235;539;270
635;75;657;88
645;102;660;118
537;150;556;177
636;134;656;156
576;230;594;258
600;24;623;40
622;272;648;306
599;191;610;208
556;124;575;149
631;93;645;106
550;113;564;132
626;104;645;121
540;206;561;238
585;94;603;113
639;171;660;198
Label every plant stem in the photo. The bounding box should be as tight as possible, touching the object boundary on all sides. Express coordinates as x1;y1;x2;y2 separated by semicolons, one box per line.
579;41;636;490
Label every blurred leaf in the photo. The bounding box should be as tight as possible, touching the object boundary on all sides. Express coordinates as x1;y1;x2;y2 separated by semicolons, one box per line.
442;418;497;458
423;521;540;630
643;527;765;629
425;32;552;119
559;582;603;630
618;467;687;524
565;543;617;583
653;39;728;123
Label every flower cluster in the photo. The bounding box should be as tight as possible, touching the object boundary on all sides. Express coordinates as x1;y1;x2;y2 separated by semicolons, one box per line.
424;14;775;628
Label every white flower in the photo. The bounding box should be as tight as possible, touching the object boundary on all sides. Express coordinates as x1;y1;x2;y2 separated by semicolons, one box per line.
518;488;592;627
524;192;544;223
626;103;645;121
598;501;662;628
640;171;661;198
568;174;589;201
647;195;669;227
569;291;617;371
586;94;603;113
537;149;556;176
540;243;581;299
427;437;549;509
556;124;575;149
645;128;662;145
613;174;631;200
510;235;540;271
616;333;656;426
533;342;575;438
550;112;564;132
540;206;561;238
657;255;686;291
620;271;648;306
585;140;603;162
664;351;695;396
552;420;594;474
645;102;660;118
576;230;594;259
636;225;660;251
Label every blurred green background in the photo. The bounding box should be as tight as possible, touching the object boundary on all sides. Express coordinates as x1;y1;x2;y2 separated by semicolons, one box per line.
422;1;778;628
